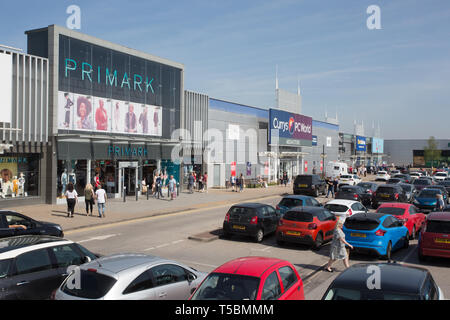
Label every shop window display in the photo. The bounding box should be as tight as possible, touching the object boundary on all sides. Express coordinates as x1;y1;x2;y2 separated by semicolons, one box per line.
0;155;39;199
57;160;87;197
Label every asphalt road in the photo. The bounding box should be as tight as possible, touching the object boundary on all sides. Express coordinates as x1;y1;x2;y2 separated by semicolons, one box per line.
64;191;450;300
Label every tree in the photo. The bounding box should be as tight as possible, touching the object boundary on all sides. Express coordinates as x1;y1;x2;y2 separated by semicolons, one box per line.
424;136;441;168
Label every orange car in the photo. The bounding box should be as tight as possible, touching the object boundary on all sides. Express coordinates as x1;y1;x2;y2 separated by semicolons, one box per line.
276;206;337;249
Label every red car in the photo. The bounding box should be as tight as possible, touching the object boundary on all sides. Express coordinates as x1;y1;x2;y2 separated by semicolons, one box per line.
418;212;450;261
189;256;304;300
376;203;426;240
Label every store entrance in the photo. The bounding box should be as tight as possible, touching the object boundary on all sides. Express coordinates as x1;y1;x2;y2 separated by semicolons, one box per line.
143;165;157;188
124;167;136;196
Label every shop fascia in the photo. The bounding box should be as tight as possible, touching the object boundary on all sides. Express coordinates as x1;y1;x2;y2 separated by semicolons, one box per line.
64;58;155;94
108;145;148;158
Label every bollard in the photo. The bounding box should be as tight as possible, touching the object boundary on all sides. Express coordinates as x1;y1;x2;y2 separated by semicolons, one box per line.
177;182;180;196
123;186;126;202
136;187;139;201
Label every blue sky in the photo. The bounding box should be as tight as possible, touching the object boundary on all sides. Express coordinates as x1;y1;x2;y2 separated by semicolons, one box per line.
1;0;449;139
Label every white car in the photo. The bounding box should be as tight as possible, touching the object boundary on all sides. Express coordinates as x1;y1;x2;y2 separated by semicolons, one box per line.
324;199;368;222
433;172;449;182
375;171;390;181
338;174;362;186
390;170;401;175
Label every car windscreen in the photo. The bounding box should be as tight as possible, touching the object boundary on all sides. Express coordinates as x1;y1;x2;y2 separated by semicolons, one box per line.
376;207;405;216
278;198;303;208
426;221;450;234
283;211;313;222
378;171;387;175
295;176;312;184
414;179;431;185
340;187;356;193
0;259;12;279
376;187;395;194
324;204;348;213
435;173;447;177
61;270;117;299
419;190;440;197
344;218;380;230
400;185;412;192
229;207;256;216
191;273;260;300
341;175;352;179
439;181;450;186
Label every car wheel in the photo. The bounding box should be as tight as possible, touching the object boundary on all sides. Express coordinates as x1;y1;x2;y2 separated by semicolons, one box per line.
383;242;392;261
254;229;264;243
403;232;410;249
313;232;323;250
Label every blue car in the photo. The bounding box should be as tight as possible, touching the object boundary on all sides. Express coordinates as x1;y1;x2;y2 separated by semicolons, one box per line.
412;188;445;212
275;195;322;216
343;212;409;260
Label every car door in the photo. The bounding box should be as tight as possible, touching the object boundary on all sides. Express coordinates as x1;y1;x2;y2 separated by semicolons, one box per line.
10;248;60;300
0;215;15;238
266;206;279;233
48;244;86;287
121;269;156;300
320;210;337;240
3;213;39;236
388;216;406;249
310;198;321;207
259;270;282;300
259;207;273;235
277;265;302;300
150;264;193;300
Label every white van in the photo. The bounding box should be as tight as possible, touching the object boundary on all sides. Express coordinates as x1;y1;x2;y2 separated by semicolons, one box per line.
326;161;348;179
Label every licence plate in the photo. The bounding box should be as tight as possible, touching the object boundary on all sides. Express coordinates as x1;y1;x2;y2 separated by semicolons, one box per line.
233;225;246;230
286;231;301;236
435;238;450;244
381;194;390;198
351;233;367;238
299;184;308;188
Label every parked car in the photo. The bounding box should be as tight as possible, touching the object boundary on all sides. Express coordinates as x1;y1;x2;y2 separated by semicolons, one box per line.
387;178;405;185
433;172;449;182
275;195;322;216
372;184;408;208
324;199;368;222
418;211;450;261
292;174;327;197
222;203;280;242
393;174;412;184
343;212;409;260
190;256;304;300
322;263;444;300
410;172;423;179
413;188;446;212
55;253;206;300
335;185;372;206
357;182;378;195
413;178;434;192
0;211;63;239
424;186;449;203
437;180;450;195
390;170;401;176
375;171;390;182
399;183;416;202
338;174;362;186
276;207;337;249
0;235;98;300
375;203;426;240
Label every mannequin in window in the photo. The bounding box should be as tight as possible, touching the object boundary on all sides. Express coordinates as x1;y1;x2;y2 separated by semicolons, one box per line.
18;172;26;197
12;176;19;197
61;169;68;196
1;169;13;198
69;170;76;188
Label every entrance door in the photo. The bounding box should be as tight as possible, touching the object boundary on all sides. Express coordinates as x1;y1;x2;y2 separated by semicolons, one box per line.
124;168;136;196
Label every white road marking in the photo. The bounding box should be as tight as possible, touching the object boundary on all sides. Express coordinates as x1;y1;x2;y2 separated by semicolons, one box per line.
251;246;271;252
172;240;185;244
78;234;121;243
156;243;170;249
144;247;155;251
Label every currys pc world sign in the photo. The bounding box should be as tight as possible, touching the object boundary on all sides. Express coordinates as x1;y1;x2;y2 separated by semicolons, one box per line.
269;109;312;147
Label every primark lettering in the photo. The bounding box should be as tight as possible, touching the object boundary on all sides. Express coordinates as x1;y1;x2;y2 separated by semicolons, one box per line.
107;145;148;158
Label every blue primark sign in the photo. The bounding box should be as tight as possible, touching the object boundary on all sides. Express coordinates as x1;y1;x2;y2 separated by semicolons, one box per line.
108;145;148;158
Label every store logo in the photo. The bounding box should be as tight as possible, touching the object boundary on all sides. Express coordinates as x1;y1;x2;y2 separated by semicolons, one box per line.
272;117;311;136
108;145;148;158
288;117;295;134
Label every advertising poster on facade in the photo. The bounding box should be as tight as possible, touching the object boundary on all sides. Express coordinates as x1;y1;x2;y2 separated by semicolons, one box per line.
58;91;75;130
372;137;384;154
356;136;367;151
269;109;312;147
231;161;236;177
94;97;110;132
0;52;12;123
74;94;94;131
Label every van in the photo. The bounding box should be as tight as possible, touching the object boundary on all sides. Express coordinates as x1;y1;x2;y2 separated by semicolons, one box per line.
326;161;348;179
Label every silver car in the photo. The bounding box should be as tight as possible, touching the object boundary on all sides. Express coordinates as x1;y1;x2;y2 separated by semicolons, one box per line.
55;253;207;300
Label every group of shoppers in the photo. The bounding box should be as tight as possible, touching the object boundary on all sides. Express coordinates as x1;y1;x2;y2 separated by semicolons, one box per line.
64;179;107;218
230;174;245;192
188;172;208;194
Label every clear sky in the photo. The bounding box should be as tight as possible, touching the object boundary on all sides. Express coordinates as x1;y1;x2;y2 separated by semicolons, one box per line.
1;0;449;139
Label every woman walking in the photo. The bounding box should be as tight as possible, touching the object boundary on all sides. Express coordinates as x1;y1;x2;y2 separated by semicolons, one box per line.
65;182;78;218
168;175;177;200
324;220;353;272
84;183;95;216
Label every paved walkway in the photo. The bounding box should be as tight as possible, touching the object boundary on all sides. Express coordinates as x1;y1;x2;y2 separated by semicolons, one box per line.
7;185;293;232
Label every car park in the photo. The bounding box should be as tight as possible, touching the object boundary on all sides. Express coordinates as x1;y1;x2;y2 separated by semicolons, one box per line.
335;185;372;206
413;178;434;192
338;174;361;186
418;211;450;261
324;199;368;222
424;186;449;203
372;184;408;208
0;235;98;300
190;256;304;300
276;207;337;249
322;263;444;300
275;195;322;216
0;211;63;239
413;189;446;212
357;182;378;196
222;203;280;242
292;174;327;197
375;203;426;240
399;183;416;202
55;253;206;300
375;171;390;182
343;213;409;260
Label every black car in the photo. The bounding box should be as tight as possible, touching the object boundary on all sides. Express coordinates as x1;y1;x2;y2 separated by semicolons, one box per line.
0;211;63;239
413;178;433;192
399;183;416;202
335;185;372;206
0;235;98;300
293;174;327;197
372;184;408;208
394;174;412;184
357;182;378;194
322;263;443;300
387;178;405;185
222;203;280;242
437;181;450;196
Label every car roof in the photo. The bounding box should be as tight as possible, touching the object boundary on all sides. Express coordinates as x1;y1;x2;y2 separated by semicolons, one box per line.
80;253;175;275
325;199;359;206
287;206;328;214
346;212;385;223
377;203;411;209
0;236;72;259
427;212;450;221
378;184;400;188
213;256;288;278
340;185;359;189
330;263;429;294
281;195;312;200
231;203;267;209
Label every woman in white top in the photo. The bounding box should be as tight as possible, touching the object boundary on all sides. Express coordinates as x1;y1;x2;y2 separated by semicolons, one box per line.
65;182;78;218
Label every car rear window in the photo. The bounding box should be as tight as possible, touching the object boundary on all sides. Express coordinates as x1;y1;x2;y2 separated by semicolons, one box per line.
324;204;348;213
400;185;412;192
340;187;356;193
191;273;259;300
61;270;117;299
229;207;256;216
419;190;440;197
279;198;303;208
426;221;450;234
344;219;380;230
414;179;431;185
358;183;372;189
376;187;395;194
295;176;312;184
283;211;313;222
377;207;405;216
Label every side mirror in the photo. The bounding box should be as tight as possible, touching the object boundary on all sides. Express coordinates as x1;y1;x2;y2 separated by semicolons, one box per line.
82;256;92;264
187;273;196;283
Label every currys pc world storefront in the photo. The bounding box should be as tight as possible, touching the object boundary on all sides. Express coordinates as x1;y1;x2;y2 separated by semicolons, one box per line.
25;25;183;203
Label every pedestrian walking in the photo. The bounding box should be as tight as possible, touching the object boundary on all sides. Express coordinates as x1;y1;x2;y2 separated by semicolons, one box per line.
326;177;334;198
65;182;78;218
312;166;317;175
283;171;288;187
436;194;445;211
238;173;244;192
333;177;339;197
95;183;107;218
324;220;353;272
188;172;195;194
168;175;177;200
231;175;236;192
203;172;208;193
198;174;203;192
156;174;164;198
84;183;95;216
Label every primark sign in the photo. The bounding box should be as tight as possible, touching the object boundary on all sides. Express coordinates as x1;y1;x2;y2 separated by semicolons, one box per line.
269;109;312;147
